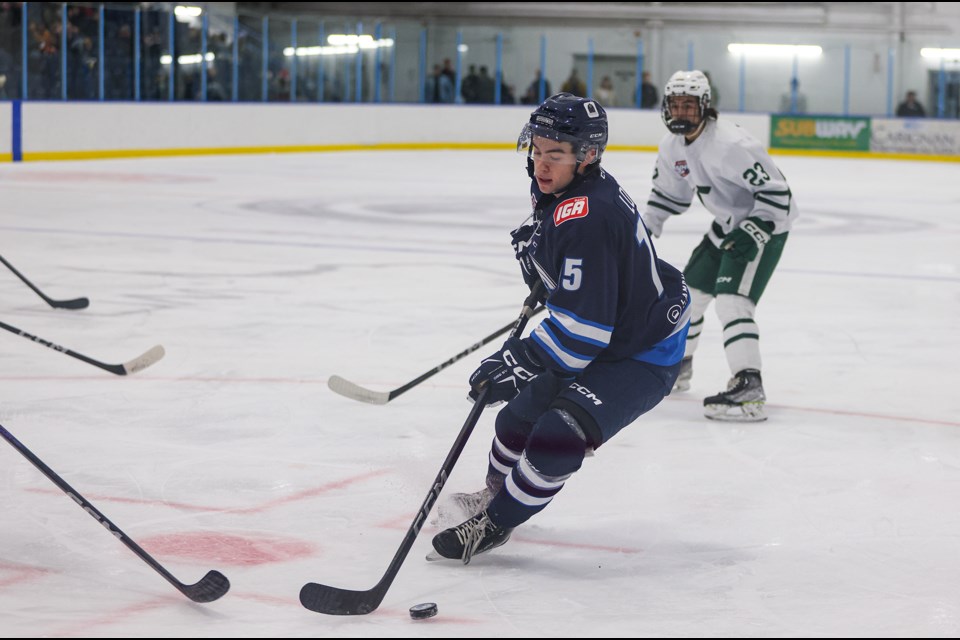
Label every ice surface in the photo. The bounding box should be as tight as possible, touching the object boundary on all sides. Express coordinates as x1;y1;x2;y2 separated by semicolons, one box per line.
1;149;958;637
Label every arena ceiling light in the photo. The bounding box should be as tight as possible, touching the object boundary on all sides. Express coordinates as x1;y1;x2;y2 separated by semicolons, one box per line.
727;44;823;58
159;53;215;65
283;37;395;57
326;34;394;49
920;48;960;60
283;45;357;56
174;6;202;18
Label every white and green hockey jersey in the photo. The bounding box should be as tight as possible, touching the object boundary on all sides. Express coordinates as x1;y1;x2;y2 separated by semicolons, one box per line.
643;118;798;245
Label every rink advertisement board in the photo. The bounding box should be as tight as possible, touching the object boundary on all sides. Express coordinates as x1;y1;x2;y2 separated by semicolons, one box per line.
870;118;960;155
770;115;871;151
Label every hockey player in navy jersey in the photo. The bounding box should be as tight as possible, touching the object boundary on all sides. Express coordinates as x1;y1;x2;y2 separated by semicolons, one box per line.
431;93;691;564
641;70;797;422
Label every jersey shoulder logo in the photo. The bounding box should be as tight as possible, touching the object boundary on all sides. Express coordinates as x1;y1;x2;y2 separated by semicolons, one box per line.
674;160;690;178
553;196;590;226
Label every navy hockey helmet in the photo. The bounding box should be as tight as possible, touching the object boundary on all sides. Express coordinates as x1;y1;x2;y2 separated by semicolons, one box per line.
661;70;712;135
518;92;608;168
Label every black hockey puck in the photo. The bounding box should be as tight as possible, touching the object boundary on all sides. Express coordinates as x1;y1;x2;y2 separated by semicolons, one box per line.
409;602;438;620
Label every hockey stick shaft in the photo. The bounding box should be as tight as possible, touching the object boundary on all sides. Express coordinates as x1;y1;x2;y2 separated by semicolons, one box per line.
300;283;544;615
0;423;230;602
0;319;164;376
328;304;546;404
0;254;89;310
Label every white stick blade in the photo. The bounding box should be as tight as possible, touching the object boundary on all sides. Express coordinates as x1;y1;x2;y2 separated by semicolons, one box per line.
123;345;166;375
327;375;390;405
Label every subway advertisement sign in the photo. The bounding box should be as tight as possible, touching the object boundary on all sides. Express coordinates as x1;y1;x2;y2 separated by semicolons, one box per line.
770;115;871;151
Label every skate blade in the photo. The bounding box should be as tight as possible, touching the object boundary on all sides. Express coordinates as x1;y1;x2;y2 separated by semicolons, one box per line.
425;550;455;562
704;402;767;422
672;379;691;393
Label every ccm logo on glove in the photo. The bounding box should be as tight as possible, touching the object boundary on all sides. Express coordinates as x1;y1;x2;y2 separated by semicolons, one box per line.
469;337;544;406
739;219;771;245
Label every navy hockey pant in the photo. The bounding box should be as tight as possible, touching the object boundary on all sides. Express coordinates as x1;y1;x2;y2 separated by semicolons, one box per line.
485;358;681;529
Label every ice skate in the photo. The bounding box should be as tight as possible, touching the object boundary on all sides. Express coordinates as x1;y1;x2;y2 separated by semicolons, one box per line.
673;356;693;392
703;369;766;422
429;510;512;565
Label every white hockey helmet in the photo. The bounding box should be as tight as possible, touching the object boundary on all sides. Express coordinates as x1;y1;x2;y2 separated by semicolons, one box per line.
661;70;712;134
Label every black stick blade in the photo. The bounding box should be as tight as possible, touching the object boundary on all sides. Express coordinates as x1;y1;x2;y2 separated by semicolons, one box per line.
180;570;231;603
299;582;386;615
52;297;90;310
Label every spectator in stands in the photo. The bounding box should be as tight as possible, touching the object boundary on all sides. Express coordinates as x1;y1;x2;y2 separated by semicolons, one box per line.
561;68;586;97
596;75;615;107
441;58;455;84
896;90;926;118
640;71;658;108
522;69;551;104
462;64;480;103
500;79;517;104
476;65;496;103
779;78;807;114
0;46;12;99
426;63;454;103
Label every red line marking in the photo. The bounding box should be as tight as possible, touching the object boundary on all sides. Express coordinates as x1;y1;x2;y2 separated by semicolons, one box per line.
24;469;390;514
140;531;315;566
23;488;214;512
5;374;950;428
10;171;212;184
0;561;52;588
0;375;327;384
231;469;390;515
669;395;960;427
769;402;960;427
49;596;178;637
232;592;299;606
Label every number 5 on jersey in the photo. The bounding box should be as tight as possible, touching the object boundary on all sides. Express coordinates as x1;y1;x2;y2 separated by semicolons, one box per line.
562;258;582;291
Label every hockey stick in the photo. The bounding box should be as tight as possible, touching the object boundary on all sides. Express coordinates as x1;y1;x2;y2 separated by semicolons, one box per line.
328;304;546;405
0;423;230;602
0;254;90;310
0;319;165;376
300;284;544;615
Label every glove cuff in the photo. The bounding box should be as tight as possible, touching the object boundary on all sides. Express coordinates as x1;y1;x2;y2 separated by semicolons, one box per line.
504;336;541;369
739;217;772;244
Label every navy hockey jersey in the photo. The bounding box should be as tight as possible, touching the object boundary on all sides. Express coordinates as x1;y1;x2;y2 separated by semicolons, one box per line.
522;167;690;374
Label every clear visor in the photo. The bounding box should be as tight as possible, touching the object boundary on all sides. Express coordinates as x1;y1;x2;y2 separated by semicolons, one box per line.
517;123;584;165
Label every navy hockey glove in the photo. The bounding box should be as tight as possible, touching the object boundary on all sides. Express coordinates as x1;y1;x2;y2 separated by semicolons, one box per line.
722;218;773;264
510;222;545;302
469;337;544;406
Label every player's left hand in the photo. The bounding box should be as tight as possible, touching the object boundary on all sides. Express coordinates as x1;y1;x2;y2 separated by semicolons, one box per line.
722;218;773;264
469;337;544;406
510;222;545;301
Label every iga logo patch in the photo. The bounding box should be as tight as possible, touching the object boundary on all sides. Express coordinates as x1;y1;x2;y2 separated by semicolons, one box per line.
674;160;690;178
553;197;590;226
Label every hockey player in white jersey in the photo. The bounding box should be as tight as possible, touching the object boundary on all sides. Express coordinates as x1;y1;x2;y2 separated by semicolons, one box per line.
641;70;797;422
